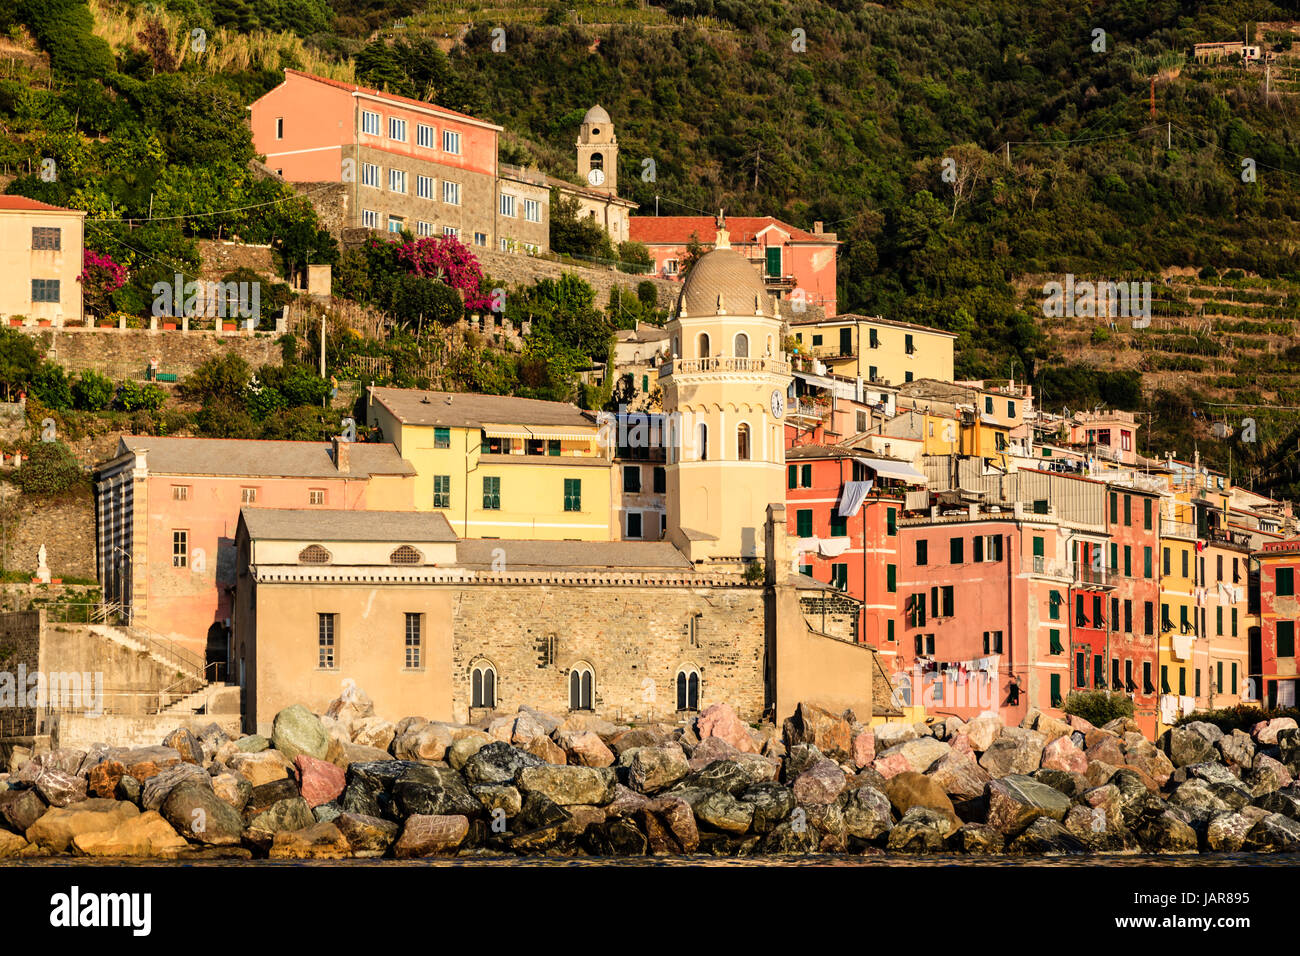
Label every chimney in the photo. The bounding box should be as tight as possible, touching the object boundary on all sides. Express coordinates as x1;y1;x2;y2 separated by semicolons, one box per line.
333;436;351;474
813;221;823;234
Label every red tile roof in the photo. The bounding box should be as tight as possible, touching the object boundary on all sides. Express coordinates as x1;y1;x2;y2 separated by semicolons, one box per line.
282;69;500;129
0;195;81;213
628;216;833;246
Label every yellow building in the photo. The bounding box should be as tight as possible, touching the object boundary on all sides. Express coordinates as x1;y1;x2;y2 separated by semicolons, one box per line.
790;314;956;387
1203;537;1252;709
1157;494;1199;733
366;387;614;540
660;227;791;563
0;195;85;325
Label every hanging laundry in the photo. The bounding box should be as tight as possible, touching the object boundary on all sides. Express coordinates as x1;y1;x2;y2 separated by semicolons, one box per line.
837;481;874;518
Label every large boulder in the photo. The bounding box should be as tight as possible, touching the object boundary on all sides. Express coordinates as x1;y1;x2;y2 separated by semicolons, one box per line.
1206;808;1270;852
1085;736;1126;767
851;728;875;769
1254;786;1300;820
1123;746;1175;788
985;775;1071;836
882;772;958;831
0;789;46;833
624;745;690;794
739;783;796;834
393;722;457;762
227;750;294;787
462;742;544;786
930;753;991;803
267;821;351;859
1063;804;1137;853
1041;736;1088;775
693;791;754;834
34;768;87;808
784;703;852;758
246;797;314;842
115;747;184;783
141;764;210;812
791;759;847;806
394;814;469;857
162;728;204;766
1165;723;1219;768
964;715;1004;752
978;728;1046;777
1247;755;1294;797
26;799;138;852
681;756;777;794
72;810;189;857
245;777;301;818
953;822;1004;854
874;737;951;775
557;731;616;768
213;774;252;814
696;703;758;754
1217;730;1256;771
446;733;492;771
517;766;617;806
640;795;699;854
1136;810;1199;853
271;705;330;763
843;785;893;841
335;812;399;857
1007;817;1088;855
296;755;346;808
1243;812;1300;852
872;721;921;751
392;764;482;818
1252;717;1299;745
1022;709;1071;743
886;807;954;851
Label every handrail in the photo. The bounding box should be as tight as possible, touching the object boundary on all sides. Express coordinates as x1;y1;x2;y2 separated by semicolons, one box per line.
44;602;206;680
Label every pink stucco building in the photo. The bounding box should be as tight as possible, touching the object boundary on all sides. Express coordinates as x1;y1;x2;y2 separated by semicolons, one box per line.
94;436;416;668
629;216;839;317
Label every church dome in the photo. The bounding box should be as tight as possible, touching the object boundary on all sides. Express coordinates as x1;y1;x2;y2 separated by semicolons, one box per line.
678;246;770;318
582;104;611;126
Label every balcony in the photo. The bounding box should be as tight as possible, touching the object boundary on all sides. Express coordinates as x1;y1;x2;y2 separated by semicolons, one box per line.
1031;556;1072;579
1160;518;1198;541
1207;526;1254;549
1073;565;1115;589
660;356;790;377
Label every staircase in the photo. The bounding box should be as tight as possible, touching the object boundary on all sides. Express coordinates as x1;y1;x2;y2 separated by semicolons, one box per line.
87;623;207;683
158;683;240;717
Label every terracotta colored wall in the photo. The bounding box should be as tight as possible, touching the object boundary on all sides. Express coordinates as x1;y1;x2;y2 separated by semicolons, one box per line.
249;78;355;182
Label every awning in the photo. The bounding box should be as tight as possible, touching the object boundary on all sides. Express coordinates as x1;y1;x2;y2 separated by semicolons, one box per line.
855;456;927;484
482;425;597;441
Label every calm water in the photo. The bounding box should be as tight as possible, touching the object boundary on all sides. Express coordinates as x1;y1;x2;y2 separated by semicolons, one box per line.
5;852;1298;867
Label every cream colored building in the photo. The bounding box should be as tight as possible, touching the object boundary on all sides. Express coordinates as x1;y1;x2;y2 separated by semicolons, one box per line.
0;196;85;325
791;314;956;387
660;227;792;563
549;105;638;247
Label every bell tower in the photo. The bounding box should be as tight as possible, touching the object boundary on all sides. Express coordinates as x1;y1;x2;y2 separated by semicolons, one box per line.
576;105;617;195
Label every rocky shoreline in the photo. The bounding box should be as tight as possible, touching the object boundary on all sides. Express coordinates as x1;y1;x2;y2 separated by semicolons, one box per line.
2;690;1300;860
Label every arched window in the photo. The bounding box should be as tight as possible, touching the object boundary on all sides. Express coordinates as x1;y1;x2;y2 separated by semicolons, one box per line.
569;664;594;710
676;668;700;711
590;152;604;170
471;663;496;708
737;423;751;461
734;332;749;358
298;545;330;565
390;545;423;565
696;422;708;461
698;332;710;358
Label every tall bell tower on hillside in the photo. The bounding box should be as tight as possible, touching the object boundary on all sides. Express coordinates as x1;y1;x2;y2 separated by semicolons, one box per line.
576;104;617;195
660;222;792;564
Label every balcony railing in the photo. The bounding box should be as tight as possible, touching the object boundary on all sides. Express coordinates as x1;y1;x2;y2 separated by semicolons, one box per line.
1031;556;1072;578
1160;518;1198;540
1074;565;1115;588
660;356;790;377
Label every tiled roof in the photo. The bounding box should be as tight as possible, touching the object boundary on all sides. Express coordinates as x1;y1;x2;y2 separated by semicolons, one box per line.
242;508;456;542
456;539;692;569
115;436;414;478
281;69;500;129
0;195;82;213
370;387;596;429
629;216;833;245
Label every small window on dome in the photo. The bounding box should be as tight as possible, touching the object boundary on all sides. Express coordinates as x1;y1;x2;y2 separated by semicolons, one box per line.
390;545;423;565
299;545;331;565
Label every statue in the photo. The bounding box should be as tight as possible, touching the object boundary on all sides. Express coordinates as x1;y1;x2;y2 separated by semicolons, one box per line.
36;544;50;584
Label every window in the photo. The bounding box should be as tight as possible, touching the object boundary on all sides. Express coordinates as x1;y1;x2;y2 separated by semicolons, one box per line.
309;489;326;506
569;665;593;710
1033;499;1049;515
664;259;679;276
1216;555;1224;582
1217;661;1224;693
500;193;516;217
1125;659;1135;692
801;464;813;488
524;199;541;222
32;227;61;250
653;466;665;494
887;620;895;643
916;540;928;565
241;487;258;504
172;530;188;568
915;633;935;655
444;226;459;238
483;476;501;510
736;423;751;461
1049;590;1061;620
887;564;897;593
1008;400;1016;419
499;237;512;251
1279;622;1296;658
1278;568;1295;597
443;129;461;154
904;334;915;354
471;663;496;708
1144;546;1153;579
275;117;284;139
31;279;60;302
474;232;488;247
985;397;994;415
627;511;643;539
1051;673;1062;708
417;123;435;148
433;475;451;509
868;328;879;348
676;668;700;711
1124;599;1133;633
887;508;897;536
735;332;750;357
299;544;330;564
1143;498;1152;530
869;365;878;381
391;545;422;565
361;110;380;135
1124;545;1132;577
950;537;963;563
1094;654;1105;689
416;175;435;199
1178;667;1186;696
1231;662;1238;695
564;478;581;512
831;563;848;589
796;509;813;538
443;181;461;205
830;514;847;537
1163;547;1171;576
787;464;797;489
623;464;644;494
388;117;407;141
696;423;708;460
318;613;337;668
941;585;954;616
388;168;407;193
1076;652;1087;689
404;613;422;668
387;217;405;233
1049;629;1063;654
171;485;189;501
1181;549;1188;579
800;564;814;578
1144;661;1154;694
983;631;1003;654
812;334;823;347
1196;668;1201;697
1232;607;1238;637
909;593;927;628
362;209;379;228
1110;543;1118;572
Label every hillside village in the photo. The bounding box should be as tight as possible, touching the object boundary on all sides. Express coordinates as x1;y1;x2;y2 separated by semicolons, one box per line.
3;0;1300;864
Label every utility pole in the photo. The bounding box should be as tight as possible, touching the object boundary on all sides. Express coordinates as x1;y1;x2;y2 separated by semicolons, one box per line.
1004;142;1010;167
1167;121;1171;149
319;315;326;377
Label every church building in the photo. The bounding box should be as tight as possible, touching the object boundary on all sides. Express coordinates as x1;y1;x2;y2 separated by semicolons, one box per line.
548;105;639;247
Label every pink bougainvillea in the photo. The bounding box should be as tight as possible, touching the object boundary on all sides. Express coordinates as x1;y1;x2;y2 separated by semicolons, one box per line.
78;250;128;317
394;234;493;310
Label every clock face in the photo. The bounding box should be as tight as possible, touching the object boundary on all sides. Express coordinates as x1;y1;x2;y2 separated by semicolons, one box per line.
587;167;606;186
770;390;785;419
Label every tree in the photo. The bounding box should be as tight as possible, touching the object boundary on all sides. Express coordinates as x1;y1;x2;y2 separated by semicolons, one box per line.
135;18;177;75
79;250;128;319
31;363;73;410
394;234;491;310
72;370;114;411
15;441;85;496
1063;690;1135;727
548;189;615;261
181;353;251;403
0;329;39;400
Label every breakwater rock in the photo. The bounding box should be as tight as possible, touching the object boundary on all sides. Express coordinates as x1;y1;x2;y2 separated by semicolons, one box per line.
2;695;1300;859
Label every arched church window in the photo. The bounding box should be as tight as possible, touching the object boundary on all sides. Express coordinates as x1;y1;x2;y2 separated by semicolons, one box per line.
569;664;594;710
697;423;709;461
472;663;496;708
734;332;749;358
676;668;700;711
737;423;751;461
698;332;710;357
590;152;604;170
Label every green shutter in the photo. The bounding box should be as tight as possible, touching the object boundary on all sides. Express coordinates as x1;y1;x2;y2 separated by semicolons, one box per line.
887;508;897;536
765;246;782;278
1050;673;1062;707
886;564;897;593
564;478;581;512
1144;547;1152;578
800;464;812;487
1033;536;1044;557
796;509;813;538
788;464;797;489
1144;498;1152;530
434;427;450;448
830;514;847;537
482;476;500;510
1049;629;1062;654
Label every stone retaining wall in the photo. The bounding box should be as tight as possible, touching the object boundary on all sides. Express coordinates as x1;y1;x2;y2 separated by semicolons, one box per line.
17;328;284;381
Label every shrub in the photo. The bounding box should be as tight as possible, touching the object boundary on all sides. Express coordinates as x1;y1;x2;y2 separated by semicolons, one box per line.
181;353;250;402
115;379;166;412
71;369;114;410
1063;690;1134;726
1176;704;1300;734
31;362;72;410
0;327;39;400
14;440;85;496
